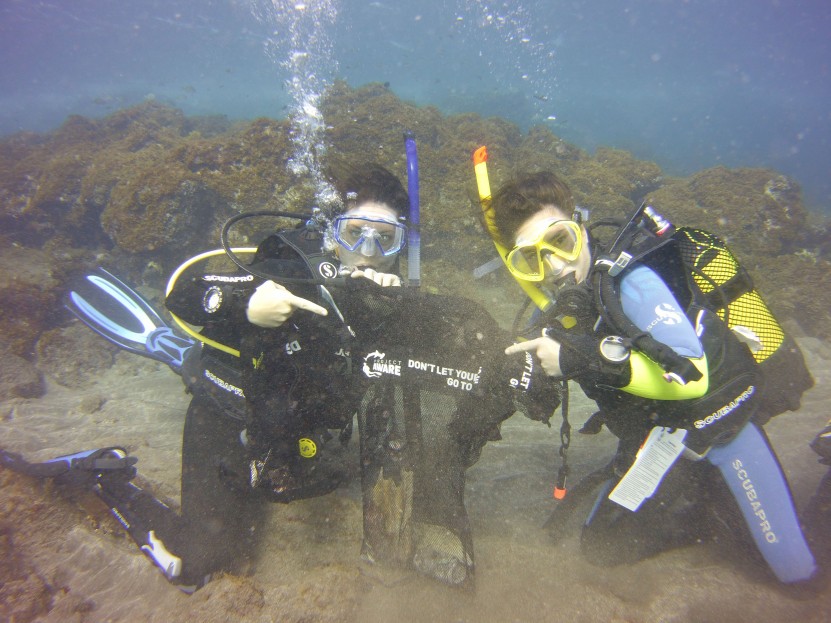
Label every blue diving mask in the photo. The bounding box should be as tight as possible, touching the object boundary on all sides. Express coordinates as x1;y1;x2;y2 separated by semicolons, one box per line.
333;214;407;257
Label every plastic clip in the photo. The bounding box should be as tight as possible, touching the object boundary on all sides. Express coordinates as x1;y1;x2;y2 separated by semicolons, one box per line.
607;252;633;277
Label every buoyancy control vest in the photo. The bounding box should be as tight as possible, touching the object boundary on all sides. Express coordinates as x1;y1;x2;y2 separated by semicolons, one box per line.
551;203;813;452
594;206;811;407
172;225;344;424
237;225;357;439
670;226;814;423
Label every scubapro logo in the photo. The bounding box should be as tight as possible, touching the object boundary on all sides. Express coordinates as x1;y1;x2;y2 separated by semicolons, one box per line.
694;385;755;429
204;274;254;283
654;303;684;325
732;459;777;543
319;262;338;279
203;369;245;397
362;350;402;378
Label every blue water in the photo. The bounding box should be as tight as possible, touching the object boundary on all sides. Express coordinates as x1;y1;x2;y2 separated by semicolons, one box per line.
1;0;829;210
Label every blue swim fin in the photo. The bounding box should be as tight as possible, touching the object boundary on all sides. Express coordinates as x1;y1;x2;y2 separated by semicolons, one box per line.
66;268;194;371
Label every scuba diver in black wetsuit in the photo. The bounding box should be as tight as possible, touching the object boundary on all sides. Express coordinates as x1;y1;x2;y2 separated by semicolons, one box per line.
1;164;413;591
153;163;413;588
472;149;819;589
165;163;412;506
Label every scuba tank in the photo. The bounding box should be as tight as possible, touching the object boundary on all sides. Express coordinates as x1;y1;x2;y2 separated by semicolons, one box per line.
672;226;813;421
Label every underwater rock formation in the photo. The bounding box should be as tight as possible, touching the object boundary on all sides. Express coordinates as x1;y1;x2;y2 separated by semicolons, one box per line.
646;167;808;258
0;83;829;362
0;346;44;399
0;246;61;359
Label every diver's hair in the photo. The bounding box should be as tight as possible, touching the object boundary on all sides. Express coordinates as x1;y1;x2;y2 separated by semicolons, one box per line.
333;163;409;220
490;171;575;246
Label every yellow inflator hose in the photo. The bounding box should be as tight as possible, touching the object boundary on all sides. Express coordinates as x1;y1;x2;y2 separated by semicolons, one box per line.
165;248;258;358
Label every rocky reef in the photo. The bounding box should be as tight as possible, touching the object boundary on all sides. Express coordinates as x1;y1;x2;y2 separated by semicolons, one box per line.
1;82;829;395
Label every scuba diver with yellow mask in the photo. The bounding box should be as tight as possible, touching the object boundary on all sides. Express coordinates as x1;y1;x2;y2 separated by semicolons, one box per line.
472;147;820;589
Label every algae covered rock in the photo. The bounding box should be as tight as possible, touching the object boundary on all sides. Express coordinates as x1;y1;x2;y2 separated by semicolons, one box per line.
0;344;45;399
0;84;827;345
749;254;831;340
645;166;810;259
100;159;219;254
0;246;61;358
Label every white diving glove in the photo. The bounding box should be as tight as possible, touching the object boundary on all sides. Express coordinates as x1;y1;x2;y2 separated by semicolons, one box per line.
504;331;563;377
246;280;328;328
349;268;401;287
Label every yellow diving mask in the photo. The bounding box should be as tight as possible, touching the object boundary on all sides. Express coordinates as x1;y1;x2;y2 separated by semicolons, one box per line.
505;218;584;282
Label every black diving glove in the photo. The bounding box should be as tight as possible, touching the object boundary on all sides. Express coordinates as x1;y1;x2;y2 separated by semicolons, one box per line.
502;348;562;424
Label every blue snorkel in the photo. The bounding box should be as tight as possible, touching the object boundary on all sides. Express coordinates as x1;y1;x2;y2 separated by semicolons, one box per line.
404;131;420;287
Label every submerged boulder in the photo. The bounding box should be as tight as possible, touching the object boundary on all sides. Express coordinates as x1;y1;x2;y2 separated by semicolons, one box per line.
646;166;809;259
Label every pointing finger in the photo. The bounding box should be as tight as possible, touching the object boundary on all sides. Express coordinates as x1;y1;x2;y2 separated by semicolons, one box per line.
286;293;328;316
504;337;548;356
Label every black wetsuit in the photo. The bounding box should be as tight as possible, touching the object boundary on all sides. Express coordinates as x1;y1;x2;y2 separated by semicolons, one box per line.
118;225;356;587
166;226;357;476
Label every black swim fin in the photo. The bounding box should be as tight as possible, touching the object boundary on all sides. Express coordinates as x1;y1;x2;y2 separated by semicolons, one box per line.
92;477;190;586
0;446;194;589
0;446;139;485
65;268;194;371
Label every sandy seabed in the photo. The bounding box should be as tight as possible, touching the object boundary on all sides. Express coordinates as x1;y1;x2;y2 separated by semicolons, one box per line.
2;330;831;623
